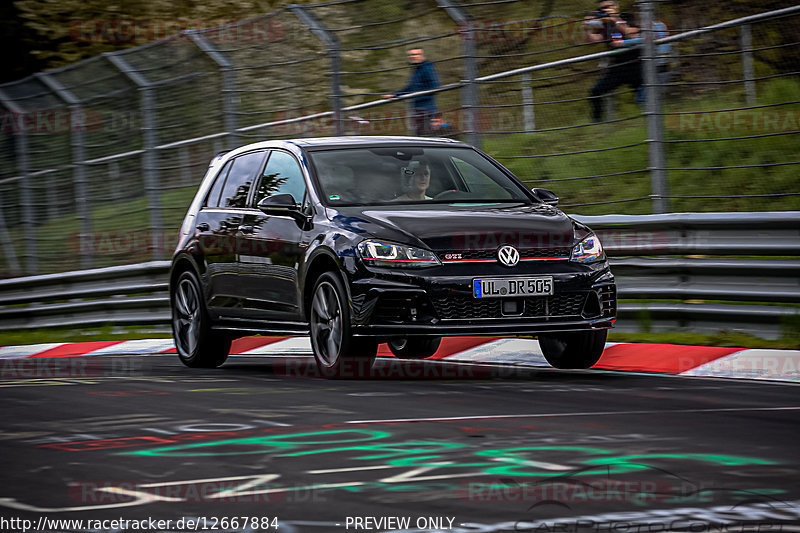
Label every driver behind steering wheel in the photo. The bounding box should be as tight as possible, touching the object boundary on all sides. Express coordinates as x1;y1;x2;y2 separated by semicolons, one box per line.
394;159;432;201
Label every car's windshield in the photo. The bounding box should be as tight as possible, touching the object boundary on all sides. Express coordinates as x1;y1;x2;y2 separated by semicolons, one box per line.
309;146;532;206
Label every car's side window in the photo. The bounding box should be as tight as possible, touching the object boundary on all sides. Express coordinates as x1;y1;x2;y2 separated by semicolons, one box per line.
218;151;266;209
205;160;233;207
254;150;307;206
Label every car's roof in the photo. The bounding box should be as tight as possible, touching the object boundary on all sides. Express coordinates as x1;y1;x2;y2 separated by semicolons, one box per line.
224;136;469;156
214;136;474;166
287;136;465;148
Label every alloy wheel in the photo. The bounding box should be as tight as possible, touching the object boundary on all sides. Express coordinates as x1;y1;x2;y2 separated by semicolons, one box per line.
311;281;343;367
173;277;200;356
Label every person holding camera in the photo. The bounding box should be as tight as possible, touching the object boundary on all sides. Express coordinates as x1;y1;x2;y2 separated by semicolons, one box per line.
383;48;441;136
584;0;631;44
584;1;643;122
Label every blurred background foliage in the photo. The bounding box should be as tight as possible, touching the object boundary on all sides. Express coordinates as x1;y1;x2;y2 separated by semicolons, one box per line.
0;0;797;276
9;0;799;79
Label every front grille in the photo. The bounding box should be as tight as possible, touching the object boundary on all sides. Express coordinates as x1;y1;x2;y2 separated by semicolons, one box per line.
439;247;571;261
526;293;587;317
431;292;587;320
429;295;501;320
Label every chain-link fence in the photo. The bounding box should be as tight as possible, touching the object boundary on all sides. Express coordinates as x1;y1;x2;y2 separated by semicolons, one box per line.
1;1;798;278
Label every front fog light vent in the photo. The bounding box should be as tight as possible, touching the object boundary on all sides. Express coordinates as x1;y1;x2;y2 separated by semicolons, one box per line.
581;291;602;318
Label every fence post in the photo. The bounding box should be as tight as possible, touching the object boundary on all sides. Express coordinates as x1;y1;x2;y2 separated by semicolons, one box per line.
437;0;481;148
740;24;756;105
16;132;35;274
109;160;124;202
0;190;20;275
0;89;36;274
289;5;344;136
521;72;535;132
641;0;668;214
178;146;192;187
105;53;164;260
213;138;224;156
35;73;93;269
604;94;616;123
186;31;239;149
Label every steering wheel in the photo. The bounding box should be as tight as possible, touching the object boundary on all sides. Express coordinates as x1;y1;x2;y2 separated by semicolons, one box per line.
433;189;464;200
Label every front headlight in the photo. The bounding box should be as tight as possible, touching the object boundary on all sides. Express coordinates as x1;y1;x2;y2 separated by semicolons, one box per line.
570;234;606;263
357;239;440;268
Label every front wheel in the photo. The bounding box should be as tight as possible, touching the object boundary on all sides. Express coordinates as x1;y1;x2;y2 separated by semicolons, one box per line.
171;270;231;368
309;272;377;378
388;336;441;359
539;329;607;369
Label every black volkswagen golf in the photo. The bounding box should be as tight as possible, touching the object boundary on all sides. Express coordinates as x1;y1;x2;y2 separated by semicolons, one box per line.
170;136;616;376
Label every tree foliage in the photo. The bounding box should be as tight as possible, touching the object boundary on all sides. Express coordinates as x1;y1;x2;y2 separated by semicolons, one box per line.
13;0;288;70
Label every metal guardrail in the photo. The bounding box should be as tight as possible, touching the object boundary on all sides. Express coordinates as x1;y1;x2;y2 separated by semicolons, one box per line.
1;213;798;339
581;212;800;339
0;261;171;330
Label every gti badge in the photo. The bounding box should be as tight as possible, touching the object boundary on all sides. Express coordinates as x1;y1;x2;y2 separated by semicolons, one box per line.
497;245;520;267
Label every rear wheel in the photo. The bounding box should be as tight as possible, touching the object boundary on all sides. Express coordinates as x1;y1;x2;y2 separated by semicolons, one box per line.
388;336;441;359
172;270;230;368
539;329;607;369
310;272;377;378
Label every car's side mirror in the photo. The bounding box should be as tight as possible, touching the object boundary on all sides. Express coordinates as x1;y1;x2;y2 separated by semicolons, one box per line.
532;188;559;206
257;193;312;228
257;193;299;215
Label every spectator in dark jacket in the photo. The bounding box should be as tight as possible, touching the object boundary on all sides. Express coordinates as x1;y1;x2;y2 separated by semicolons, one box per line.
383;48;441;136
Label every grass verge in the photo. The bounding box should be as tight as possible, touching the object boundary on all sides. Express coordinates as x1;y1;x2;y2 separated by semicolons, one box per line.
0;325;171;347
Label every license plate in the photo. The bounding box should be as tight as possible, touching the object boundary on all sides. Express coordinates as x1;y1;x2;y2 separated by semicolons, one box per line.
473;277;554;298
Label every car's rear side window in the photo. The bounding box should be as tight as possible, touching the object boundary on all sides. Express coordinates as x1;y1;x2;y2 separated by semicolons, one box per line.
205;160;232;207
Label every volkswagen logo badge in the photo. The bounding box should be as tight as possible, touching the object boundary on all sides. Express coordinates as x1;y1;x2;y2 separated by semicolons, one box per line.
497;245;520;267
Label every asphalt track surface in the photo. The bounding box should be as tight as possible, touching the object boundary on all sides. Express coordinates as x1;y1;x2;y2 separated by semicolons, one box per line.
0;353;799;533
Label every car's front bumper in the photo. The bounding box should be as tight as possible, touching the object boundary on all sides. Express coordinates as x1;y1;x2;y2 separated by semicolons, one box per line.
347;262;616;338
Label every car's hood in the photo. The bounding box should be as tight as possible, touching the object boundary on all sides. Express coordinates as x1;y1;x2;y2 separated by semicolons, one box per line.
332;203;577;252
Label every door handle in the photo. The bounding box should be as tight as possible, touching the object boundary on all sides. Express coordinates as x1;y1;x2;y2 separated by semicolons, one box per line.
196;222;210;232
238;225;254;234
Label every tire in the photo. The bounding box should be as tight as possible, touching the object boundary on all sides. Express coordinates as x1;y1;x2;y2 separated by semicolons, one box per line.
171;270;231;368
309;272;377;378
538;329;607;369
388;336;442;359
